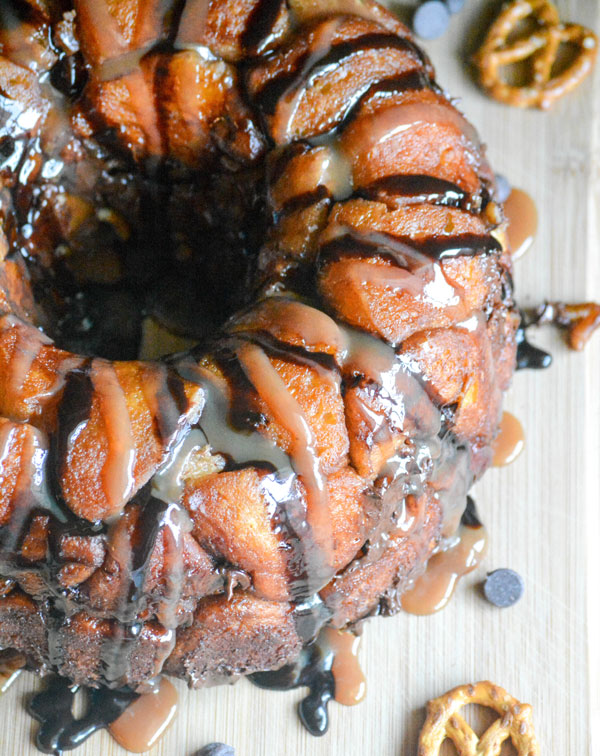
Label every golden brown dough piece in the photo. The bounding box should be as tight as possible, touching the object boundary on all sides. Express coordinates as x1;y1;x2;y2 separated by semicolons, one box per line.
0;0;517;690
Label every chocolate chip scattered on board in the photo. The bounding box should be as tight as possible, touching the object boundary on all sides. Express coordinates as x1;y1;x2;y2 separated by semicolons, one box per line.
412;1;450;40
483;569;524;607
196;744;235;756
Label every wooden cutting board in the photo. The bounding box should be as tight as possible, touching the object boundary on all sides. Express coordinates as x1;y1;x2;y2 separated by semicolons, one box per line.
1;1;598;753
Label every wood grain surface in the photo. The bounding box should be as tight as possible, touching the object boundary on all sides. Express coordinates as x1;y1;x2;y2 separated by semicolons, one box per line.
1;1;598;754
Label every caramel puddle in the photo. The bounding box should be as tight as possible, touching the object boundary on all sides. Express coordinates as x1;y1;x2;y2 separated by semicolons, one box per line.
322;627;366;706
504;188;537;260
492;411;525;467
108;677;178;753
401;523;488;615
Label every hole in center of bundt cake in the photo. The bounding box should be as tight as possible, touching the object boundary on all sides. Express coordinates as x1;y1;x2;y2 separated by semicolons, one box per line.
20;151;265;362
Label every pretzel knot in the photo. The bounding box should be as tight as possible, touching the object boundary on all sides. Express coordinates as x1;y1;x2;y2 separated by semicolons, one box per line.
474;0;597;109
418;681;540;756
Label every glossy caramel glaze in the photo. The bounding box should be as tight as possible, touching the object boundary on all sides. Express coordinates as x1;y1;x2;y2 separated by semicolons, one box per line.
401;498;487;615
492;411;525;467
504;188;537;260
108;677;178;752
0;0;517;699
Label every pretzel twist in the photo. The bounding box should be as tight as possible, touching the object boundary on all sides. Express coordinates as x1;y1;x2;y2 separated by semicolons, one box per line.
475;0;597;109
418;681;540;756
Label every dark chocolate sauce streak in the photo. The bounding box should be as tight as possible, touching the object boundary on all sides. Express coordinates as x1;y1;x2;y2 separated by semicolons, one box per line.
127;495;169;617
28;676;138;755
54;362;94;481
359;174;482;211
461;495;482;528
0;0;528;749
515;320;552;370
241;0;285;53
249;641;335;736
319;230;501;270
255;32;427;116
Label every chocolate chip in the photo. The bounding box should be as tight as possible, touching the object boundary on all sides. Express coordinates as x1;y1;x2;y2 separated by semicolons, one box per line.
49;53;87;100
494;174;512;203
445;0;465;13
195;744;235;756
483;569;524;607
412;1;450;40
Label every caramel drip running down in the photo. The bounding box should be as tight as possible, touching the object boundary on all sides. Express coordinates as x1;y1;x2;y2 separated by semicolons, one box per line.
235;340;334;568
322;628;366;706
74;0;130;63
108;677;178;753
90;361;136;512
7;318;52;398
492;411;525;467
401;522;488;615
504;188;538;260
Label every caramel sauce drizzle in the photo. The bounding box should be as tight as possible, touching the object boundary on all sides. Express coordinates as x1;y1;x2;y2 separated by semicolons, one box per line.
401;518;487;615
348;100;483;160
90;360;136;513
108;677;178;753
0;0;510;736
504;188;538;260
235;339;335;578
322;627;366;706
74;0;131;63
7;316;52;399
492;411;525;467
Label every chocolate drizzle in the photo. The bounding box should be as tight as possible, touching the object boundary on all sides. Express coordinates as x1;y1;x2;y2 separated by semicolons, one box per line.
0;0;524;741
358;174;484;212
126;496;169;618
515;319;552;370
255;32;426;117
321;230;500;267
249;642;335;736
241;0;286;54
28;676;138;755
54;363;94;485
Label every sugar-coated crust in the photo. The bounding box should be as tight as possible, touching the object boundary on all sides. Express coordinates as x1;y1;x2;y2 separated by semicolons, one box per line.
0;0;517;689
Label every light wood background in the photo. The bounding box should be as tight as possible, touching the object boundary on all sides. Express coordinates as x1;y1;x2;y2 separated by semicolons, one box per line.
1;1;598;753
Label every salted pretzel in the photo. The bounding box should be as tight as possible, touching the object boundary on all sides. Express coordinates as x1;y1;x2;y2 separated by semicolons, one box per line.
474;0;597;109
531;301;600;351
418;681;540;756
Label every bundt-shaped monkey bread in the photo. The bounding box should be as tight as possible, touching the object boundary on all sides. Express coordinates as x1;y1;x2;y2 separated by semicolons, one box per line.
0;0;518;690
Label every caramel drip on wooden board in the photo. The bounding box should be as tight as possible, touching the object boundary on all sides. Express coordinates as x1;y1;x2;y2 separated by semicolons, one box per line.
401;522;488;615
492;411;525;467
504;188;538;260
322;628;366;706
108;677;178;753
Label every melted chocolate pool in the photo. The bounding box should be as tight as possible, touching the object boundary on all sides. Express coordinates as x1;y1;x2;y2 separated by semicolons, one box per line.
249;642;336;736
28;676;138;754
515;317;552;370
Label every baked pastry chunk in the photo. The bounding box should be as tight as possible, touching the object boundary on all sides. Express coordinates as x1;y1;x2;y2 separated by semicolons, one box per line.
0;0;517;690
